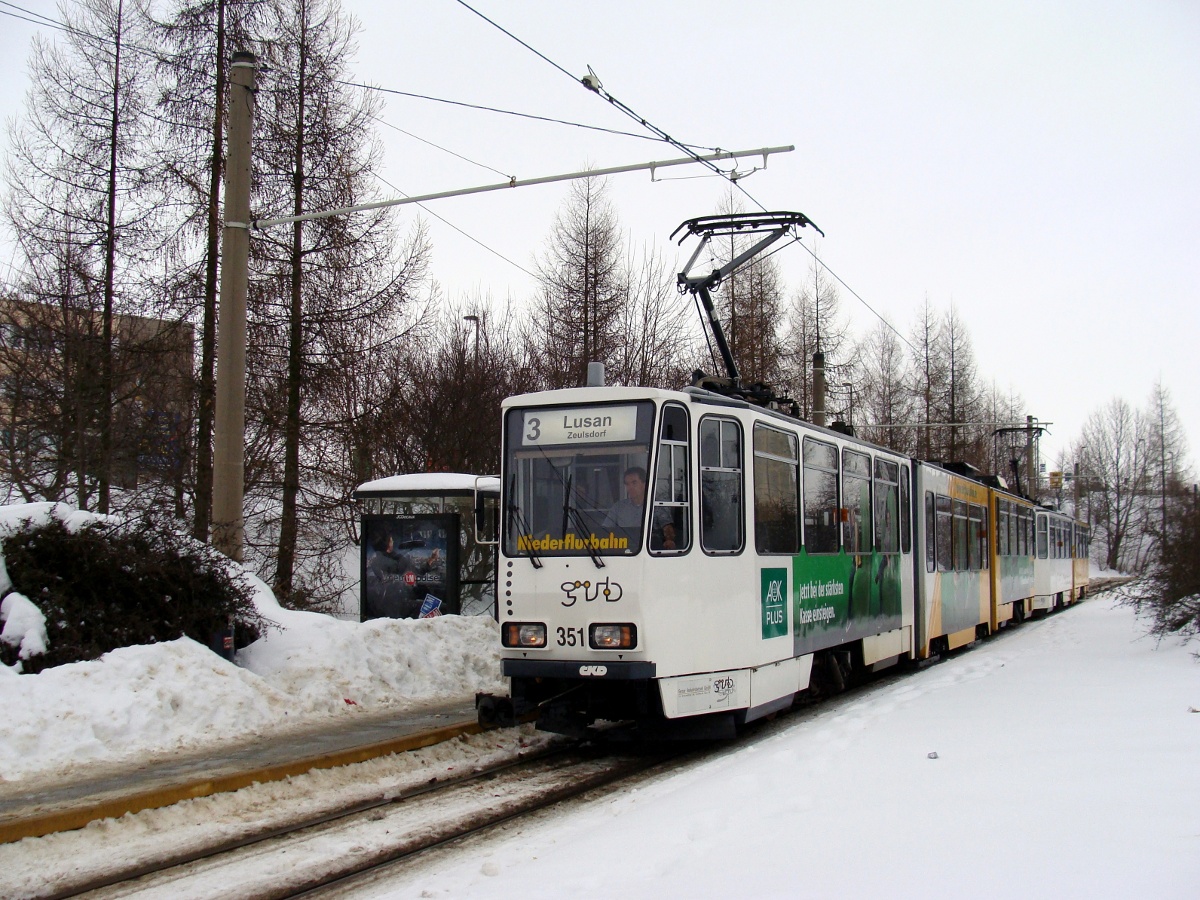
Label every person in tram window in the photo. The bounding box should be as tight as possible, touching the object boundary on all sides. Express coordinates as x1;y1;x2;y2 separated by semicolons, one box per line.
603;466;647;535
652;520;678;551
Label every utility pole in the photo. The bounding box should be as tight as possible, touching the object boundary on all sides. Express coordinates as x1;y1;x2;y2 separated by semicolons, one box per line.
812;351;826;428
211;51;257;561
1026;415;1037;503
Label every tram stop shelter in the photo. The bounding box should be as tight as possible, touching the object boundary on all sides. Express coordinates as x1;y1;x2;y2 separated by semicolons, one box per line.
354;473;499;621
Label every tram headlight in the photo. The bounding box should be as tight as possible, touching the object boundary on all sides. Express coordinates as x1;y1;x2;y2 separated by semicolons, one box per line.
589;623;637;650
502;622;547;648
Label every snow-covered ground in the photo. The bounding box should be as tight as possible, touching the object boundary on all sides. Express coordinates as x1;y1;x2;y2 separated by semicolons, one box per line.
1;502;1197;897
376;594;1199;899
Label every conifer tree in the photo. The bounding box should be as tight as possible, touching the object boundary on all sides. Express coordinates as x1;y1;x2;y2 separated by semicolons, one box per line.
531;178;625;389
248;0;428;604
4;0;163;511
150;0;261;539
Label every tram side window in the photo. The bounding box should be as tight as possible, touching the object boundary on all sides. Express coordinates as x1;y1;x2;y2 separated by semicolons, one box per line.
953;499;969;571
802;438;840;554
699;417;743;554
754;425;799;555
900;466;912;554
997;501;1009;557
1036;515;1048;559
967;505;979;570
651;404;691;554
982;506;990;567
1022;510;1032;557
873;458;900;554
925;492;936;572
842;450;872;555
969;504;987;570
935;495;952;571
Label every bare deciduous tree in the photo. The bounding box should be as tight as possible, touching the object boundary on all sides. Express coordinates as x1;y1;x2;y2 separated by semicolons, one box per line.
854;319;914;452
1079;397;1152;571
608;244;696;389
780;255;850;421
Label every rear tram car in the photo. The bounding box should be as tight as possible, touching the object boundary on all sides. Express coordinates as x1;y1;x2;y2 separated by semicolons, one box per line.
1032;508;1089;613
482;212;1089;738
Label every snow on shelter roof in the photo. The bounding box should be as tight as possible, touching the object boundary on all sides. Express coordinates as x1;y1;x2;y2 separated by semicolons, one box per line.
353;473;499;497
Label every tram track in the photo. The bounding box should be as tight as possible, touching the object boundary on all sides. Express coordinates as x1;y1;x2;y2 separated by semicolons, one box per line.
33;742;680;900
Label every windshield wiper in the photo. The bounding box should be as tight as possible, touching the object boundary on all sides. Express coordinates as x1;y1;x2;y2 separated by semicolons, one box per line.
506;473;542;569
564;473;605;569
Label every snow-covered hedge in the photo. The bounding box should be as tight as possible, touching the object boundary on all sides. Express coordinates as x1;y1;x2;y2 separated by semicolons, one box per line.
0;503;262;673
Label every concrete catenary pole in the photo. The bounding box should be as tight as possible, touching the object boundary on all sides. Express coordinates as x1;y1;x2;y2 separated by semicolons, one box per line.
212;52;257;561
812;351;826;428
1025;415;1036;503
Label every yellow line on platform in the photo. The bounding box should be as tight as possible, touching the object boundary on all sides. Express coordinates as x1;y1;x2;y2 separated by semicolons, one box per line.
0;718;483;845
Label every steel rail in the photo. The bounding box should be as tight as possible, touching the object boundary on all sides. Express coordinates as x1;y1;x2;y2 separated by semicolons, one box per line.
33;741;580;900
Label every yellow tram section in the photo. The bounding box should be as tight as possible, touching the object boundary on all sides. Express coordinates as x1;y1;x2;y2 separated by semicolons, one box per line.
923;475;991;657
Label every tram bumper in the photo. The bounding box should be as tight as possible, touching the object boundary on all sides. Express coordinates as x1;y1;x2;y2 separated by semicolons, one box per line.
501;659;657;680
497;659;658;737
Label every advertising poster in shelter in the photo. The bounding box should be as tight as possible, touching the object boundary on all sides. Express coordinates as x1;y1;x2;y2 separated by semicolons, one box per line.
361;514;459;620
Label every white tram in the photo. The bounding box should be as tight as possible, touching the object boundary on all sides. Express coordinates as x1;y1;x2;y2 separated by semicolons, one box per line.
494;383;916;738
1033;508;1088;612
478;211;1091;737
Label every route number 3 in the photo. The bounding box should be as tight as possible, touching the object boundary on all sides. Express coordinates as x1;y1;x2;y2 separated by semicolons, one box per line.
525;417;541;441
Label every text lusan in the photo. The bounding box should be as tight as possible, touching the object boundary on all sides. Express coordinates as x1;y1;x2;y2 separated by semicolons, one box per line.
563;414;613;429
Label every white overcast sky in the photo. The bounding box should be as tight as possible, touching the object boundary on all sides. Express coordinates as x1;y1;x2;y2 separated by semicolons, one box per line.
0;0;1196;472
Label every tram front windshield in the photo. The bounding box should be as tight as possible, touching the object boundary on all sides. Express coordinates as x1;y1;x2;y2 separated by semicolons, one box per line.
504;401;656;557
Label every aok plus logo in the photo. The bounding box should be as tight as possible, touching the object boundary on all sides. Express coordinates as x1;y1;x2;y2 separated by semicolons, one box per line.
761;568;788;639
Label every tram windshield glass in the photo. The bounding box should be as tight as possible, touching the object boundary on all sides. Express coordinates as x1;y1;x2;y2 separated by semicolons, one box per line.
503;401;657;557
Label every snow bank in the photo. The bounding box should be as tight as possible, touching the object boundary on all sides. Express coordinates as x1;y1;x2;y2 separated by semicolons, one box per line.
0;503;505;782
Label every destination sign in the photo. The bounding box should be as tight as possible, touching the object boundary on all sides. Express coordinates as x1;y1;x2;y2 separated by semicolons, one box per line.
521;406;638;446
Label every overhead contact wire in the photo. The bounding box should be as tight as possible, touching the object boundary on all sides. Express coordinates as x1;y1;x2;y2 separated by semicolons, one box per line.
372;172;540;283
340;80;700;146
452;0;739;182
372;115;512;180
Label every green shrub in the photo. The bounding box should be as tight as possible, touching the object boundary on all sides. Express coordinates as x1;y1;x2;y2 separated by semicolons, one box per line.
1;516;266;673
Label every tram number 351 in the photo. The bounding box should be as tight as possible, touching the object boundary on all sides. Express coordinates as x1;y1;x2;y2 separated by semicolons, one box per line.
556;626;584;647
